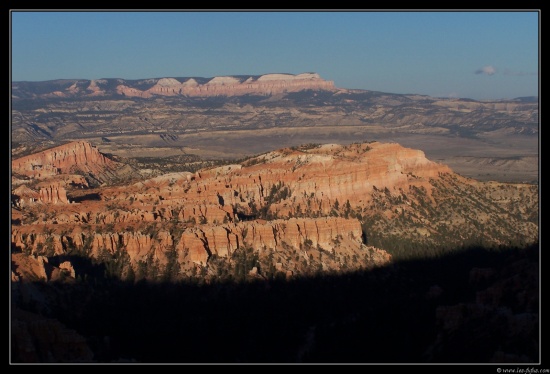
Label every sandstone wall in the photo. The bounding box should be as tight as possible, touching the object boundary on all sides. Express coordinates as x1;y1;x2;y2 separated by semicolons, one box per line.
12;141;119;179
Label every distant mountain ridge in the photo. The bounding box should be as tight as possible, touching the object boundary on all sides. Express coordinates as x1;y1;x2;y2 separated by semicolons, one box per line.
12;72;335;99
12;72;537;102
10;72;539;184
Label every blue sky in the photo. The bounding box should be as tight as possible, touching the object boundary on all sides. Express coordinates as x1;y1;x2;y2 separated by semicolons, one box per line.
10;10;539;100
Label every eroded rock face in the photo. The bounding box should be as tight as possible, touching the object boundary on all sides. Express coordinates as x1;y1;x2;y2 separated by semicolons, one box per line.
11;253;50;282
13;184;71;206
12;141;119;179
11;216;382;268
12;185;40;207
11;141;443;273
39;185;69;204
11;140;538;282
175;217;367;265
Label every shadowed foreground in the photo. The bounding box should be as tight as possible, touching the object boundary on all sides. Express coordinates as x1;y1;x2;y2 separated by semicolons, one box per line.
11;243;539;364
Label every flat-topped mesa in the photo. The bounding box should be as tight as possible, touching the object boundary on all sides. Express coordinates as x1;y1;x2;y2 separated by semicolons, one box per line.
174;142;453;217
92;141;453;223
91;141;453;226
11;141;119;179
117;72;335;97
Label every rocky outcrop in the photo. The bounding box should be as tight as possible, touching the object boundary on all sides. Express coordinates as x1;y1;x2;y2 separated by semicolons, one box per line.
13;185;70;206
58;261;76;278
39;185;69;204
15;142;452;223
11;253;50;282
12;185;40;207
11;141;119;180
10;140;538;282
86;79;104;96
174;216;366;265
155;142;452;218
11;216;384;269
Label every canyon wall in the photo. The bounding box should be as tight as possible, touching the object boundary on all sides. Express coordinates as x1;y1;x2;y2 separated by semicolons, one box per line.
11;216;388;268
12;141;119;179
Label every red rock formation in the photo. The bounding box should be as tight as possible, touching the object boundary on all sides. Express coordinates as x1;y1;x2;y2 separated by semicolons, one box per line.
11;215;385;270
6;140;475;271
11;141;119;179
11;253;50;282
11;140;537;282
39;185;69;204
58;261;76;278
152;142;452;218
13;184;72;206
12;185;40;207
172;216;366;265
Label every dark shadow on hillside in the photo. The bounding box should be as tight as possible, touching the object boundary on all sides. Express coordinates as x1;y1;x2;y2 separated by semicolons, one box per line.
68;192;101;203
11;243;539;364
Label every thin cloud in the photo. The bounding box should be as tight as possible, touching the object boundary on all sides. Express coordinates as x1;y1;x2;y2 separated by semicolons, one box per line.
475;65;496;75
474;66;538;77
